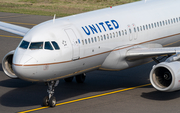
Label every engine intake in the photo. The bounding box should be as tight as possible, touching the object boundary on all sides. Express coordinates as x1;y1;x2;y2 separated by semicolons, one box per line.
150;61;180;92
2;50;18;79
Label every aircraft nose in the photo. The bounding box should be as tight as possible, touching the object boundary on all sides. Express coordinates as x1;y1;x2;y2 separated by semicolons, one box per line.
13;54;38;81
13;54;37;65
13;47;37;64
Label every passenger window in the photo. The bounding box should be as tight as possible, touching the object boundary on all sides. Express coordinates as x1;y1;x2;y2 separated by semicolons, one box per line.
30;42;43;49
143;25;145;30
110;33;112;38
107;34;109;39
140;26;142;31
122;30;124;35
137;27;139;32
113;32;115;37
134;27;136;32
162;21;164;25
176;18;178;22
104;34;106;40
97;36;100;41
168;20;170;24
94;37;97;42
129;29;131;33
171;19;173;24
82;40;84;45
160;21;162;26
119;31;121;36
165;20;168;25
154;23;156;27
157;22;159;27
148;24;151;29
174;18;176;23
19;40;30;49
125;30;127;35
91;38;94;43
45;42;53;50
85;39;87;44
116;32;118;37
101;35;103;41
52;41;60;50
88;38;91;43
146;25;148;30
151;23;153;28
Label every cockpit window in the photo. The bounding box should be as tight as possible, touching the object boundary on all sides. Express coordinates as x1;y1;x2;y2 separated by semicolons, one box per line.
45;41;53;50
19;40;30;49
51;41;60;50
29;42;43;49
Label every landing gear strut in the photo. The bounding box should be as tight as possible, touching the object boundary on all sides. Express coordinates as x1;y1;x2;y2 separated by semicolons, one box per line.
42;80;59;107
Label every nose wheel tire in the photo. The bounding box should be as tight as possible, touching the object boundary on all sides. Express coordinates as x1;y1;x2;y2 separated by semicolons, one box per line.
42;96;56;107
49;96;56;107
42;96;49;106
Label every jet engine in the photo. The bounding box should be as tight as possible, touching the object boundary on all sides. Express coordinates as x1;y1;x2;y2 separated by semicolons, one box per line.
150;61;180;92
2;50;18;79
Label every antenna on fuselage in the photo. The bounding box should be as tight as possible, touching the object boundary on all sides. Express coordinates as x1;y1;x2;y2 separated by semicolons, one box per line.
53;14;56;23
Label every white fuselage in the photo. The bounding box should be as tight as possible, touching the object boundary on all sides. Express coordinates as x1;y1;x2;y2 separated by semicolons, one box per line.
12;0;180;81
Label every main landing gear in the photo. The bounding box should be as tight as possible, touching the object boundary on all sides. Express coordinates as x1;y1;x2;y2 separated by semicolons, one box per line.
64;73;86;83
42;80;59;107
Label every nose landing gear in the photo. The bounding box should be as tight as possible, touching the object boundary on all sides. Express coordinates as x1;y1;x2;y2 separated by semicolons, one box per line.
43;73;86;107
42;80;59;107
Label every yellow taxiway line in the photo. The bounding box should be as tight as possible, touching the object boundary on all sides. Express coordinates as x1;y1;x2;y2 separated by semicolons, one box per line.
2;21;36;26
0;15;25;19
0;35;23;38
18;83;151;113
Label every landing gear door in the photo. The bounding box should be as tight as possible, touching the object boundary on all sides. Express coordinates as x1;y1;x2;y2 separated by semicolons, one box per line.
65;29;80;60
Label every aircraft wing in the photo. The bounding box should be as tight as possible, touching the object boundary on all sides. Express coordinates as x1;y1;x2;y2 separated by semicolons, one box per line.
0;21;30;36
126;47;180;61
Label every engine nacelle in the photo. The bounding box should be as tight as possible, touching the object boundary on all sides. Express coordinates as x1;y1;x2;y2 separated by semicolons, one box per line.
150;61;180;92
2;50;18;79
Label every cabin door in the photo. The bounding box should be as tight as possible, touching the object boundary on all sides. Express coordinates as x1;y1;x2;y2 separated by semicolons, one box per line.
127;25;133;41
132;24;138;40
65;28;80;60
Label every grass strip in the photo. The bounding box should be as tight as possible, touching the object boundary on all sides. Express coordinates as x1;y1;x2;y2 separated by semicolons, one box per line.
0;0;140;17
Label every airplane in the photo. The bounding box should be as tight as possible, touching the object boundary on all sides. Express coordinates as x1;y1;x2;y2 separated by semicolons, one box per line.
1;0;180;107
